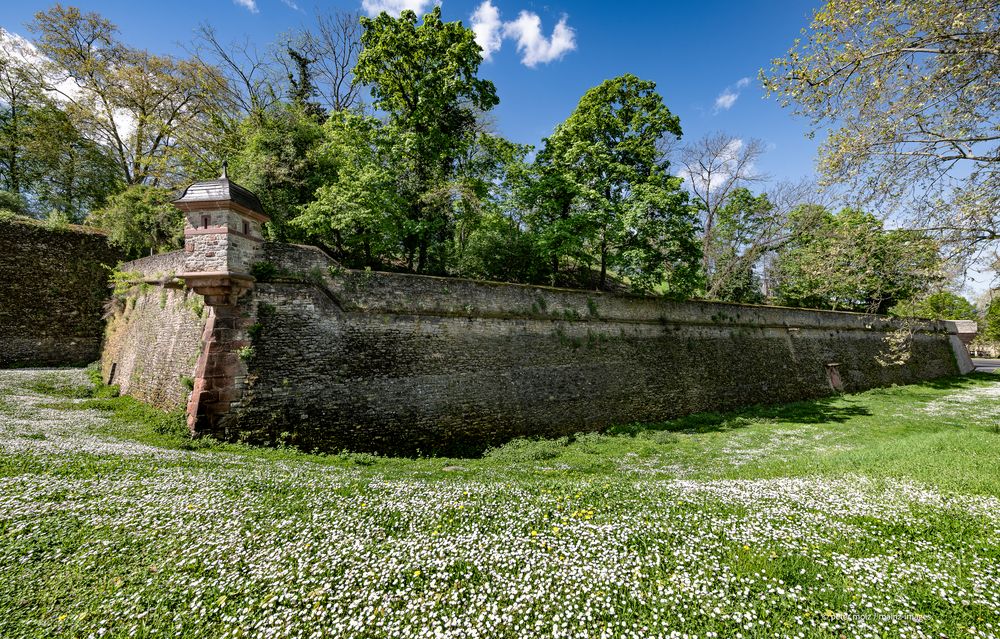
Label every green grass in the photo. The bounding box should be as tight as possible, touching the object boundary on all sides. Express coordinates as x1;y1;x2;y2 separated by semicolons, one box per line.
24;368;1000;494
1;367;999;638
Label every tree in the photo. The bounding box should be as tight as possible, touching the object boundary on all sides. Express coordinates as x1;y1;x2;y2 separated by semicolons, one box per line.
355;7;499;273
297;10;363;112
890;291;978;320
772;207;942;314
708;188;775;303
0;33;44;197
284;47;324;119
28;103;121;221
229;102;325;240
1;35;120;221
29;5;227;187
763;0;999;261
88;185;183;257
981;297;1000;342
190;24;283;121
535;74;700;294
293;111;404;267
678;132;768;281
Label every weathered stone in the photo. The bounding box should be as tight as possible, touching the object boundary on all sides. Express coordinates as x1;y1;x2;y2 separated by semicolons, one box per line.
101;242;970;456
0;217;123;368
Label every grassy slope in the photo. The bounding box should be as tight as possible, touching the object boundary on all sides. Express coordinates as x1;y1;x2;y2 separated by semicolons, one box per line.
15;368;998;494
1;368;998;638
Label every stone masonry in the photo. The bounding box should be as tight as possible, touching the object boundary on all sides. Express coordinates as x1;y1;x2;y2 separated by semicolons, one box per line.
98;177;976;455
0;217;123;367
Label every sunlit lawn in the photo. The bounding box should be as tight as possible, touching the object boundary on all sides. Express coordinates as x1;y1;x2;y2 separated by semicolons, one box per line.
1;367;998;638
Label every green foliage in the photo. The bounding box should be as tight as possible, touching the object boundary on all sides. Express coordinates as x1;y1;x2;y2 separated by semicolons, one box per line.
890;291;978;321
29;5;230;188
355;6;499;274
250;261;279;282
762;0;999;260
88;185;183;258
0;40;122;221
293;111;404;267
707;188;773;303
230;103;326;240
981;299;1000;343
530;74;701;295
107;268;144;298
0;190;26;214
455;211;547;284
772;207;942;314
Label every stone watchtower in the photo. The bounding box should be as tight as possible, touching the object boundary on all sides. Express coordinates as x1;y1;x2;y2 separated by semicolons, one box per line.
173;162;269;302
172;164;269;436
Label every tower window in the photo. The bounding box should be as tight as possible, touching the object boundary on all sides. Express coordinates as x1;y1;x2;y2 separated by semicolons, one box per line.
202;215;210;229
243;221;250;235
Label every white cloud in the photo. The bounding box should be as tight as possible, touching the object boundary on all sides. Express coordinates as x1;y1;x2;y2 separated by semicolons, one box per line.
503;11;576;67
470;1;503;60
714;90;739;111
713;77;752;113
361;0;436;16
233;0;259;14
281;0;303;11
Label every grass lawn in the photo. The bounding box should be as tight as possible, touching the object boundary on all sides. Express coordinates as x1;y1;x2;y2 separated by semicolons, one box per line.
1;367;998;638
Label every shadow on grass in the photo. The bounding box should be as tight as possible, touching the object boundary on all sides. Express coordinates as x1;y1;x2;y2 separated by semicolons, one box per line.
608;373;999;438
607;396;872;437
917;372;998;389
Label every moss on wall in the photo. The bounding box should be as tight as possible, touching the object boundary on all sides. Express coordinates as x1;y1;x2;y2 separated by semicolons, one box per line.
0;217;124;367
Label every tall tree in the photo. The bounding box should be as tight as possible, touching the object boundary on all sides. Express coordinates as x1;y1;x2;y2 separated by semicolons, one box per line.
294;111;404;267
678;132;767;280
190;25;283;121
29;103;120;221
284;46;324;119
772;207;942;314
297;10;364;112
707;188;775;303
1;34;119;220
763;0;999;262
229;102;325;240
0;33;44;197
29;5;226;187
535;74;701;294
355;7;499;273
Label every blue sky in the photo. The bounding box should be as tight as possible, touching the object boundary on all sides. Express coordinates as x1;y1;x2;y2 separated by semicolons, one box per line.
1;0;825;184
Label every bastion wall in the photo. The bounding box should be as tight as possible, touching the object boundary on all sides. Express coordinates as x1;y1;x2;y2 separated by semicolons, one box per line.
102;243;969;455
0;217;123;367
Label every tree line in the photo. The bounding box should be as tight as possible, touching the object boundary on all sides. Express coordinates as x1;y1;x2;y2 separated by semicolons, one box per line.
0;2;995;320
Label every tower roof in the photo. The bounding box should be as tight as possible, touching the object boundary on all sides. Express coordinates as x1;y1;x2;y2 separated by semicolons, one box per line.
172;164;268;222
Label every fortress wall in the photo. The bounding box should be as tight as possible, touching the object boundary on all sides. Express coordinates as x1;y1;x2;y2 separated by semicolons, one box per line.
216;244;963;455
101;251;207;410
0;217;123;367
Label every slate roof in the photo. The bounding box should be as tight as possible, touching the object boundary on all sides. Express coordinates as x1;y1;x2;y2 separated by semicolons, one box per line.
173;177;266;217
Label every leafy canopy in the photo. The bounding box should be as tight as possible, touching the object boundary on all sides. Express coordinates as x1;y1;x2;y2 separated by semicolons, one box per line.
533;74;700;294
772;207;942;314
762;0;999;259
354;7;499;273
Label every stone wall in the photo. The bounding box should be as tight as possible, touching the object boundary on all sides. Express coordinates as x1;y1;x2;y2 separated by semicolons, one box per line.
100;251;207;409
220;244;963;455
0;217;123;367
101;243;969;455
